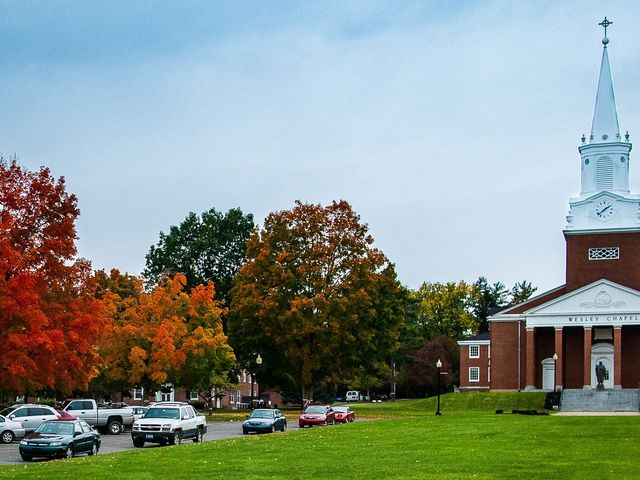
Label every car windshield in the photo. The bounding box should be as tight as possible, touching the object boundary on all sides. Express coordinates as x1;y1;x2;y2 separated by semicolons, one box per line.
333;407;348;413
305;406;325;414
36;422;74;435
0;408;11;416
144;408;180;419
250;409;274;419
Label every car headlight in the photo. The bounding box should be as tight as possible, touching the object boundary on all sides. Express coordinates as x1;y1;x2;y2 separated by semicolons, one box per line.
20;440;27;445
161;424;172;431
132;425;140;431
49;442;63;446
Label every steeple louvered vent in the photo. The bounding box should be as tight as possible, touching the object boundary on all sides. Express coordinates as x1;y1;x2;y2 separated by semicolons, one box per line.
596;156;614;190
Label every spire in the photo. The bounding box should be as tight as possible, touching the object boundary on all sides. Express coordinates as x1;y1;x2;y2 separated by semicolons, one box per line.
589;17;620;143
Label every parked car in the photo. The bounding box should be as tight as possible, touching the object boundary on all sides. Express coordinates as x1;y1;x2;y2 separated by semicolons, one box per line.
242;409;287;434
62;399;134;434
333;406;355;423
0;404;61;434
298;405;335;427
0;414;26;443
19;419;101;461
132;406;149;422
55;410;77;420
345;391;361;402
131;402;206;447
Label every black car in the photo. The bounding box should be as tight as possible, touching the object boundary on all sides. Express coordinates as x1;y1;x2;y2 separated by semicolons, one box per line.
242;409;287;434
19;420;101;461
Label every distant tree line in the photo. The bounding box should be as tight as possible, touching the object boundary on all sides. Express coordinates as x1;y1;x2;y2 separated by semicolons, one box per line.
0;160;537;403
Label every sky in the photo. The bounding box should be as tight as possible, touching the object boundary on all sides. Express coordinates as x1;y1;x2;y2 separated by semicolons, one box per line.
3;1;640;295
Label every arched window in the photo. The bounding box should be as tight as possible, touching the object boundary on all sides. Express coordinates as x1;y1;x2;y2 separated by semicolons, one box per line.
596;156;614;190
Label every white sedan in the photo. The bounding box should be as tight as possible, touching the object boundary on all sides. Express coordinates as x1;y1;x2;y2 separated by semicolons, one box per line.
0;415;25;443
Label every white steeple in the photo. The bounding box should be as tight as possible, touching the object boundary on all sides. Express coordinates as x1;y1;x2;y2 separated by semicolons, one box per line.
566;18;639;232
589;33;620;144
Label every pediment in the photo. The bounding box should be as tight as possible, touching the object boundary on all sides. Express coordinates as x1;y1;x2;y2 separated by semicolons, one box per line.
525;279;640;315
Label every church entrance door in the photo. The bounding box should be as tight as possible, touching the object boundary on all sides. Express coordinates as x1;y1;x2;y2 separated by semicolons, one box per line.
591;343;614;389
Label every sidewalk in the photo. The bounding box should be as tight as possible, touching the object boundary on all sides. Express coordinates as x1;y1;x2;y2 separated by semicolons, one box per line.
555;411;640;416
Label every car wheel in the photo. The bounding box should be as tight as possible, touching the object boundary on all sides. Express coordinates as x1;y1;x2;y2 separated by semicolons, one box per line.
65;446;74;459
0;430;15;444
323;420;328;426
133;439;145;448
88;442;98;456
107;421;123;435
281;423;287;432
193;428;204;443
169;431;181;445
20;454;32;462
271;425;276;433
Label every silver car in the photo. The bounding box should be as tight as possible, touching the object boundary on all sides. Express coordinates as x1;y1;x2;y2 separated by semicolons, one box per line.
0;404;60;434
0;414;26;443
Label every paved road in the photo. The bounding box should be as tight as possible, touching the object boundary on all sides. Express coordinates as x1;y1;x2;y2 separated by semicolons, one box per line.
0;421;301;465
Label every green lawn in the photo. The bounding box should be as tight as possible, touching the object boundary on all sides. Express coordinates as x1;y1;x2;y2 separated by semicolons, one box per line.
2;393;638;479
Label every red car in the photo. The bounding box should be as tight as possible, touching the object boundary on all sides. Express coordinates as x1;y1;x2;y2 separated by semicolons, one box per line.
333;406;355;423
55;410;77;420
298;405;335;427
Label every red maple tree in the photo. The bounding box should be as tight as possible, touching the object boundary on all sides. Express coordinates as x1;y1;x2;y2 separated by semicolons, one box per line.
0;160;105;395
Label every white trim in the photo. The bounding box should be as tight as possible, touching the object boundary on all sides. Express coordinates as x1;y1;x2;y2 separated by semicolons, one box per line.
134;387;144;401
495;285;566;315
469;345;480;358
458;339;490;345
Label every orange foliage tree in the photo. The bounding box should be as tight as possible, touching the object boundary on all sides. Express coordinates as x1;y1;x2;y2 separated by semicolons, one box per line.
229;200;405;402
0;159;105;396
96;270;235;401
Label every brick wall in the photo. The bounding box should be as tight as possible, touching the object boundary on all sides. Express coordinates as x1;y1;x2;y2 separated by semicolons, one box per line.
490;321;523;390
565;230;640;291
459;343;490;391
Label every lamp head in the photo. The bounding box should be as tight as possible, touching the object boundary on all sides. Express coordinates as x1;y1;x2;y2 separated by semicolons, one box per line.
436;359;442;368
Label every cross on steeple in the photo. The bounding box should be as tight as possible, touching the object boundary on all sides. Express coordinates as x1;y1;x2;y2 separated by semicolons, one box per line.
599;17;612;39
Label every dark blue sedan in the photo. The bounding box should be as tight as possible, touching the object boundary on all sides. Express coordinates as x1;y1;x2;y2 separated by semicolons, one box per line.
242;409;287;434
19;420;101;461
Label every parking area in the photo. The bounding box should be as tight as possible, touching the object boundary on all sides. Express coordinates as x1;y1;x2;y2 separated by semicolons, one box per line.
0;421;301;465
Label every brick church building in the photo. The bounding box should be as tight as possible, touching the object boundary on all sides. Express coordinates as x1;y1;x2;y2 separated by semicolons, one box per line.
459;20;640;393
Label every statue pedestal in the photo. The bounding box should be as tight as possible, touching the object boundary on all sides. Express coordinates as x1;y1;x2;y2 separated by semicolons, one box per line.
596;383;605;391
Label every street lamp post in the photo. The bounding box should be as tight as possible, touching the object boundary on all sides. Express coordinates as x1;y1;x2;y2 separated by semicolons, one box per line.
435;359;442;416
552;352;558;393
250;353;262;409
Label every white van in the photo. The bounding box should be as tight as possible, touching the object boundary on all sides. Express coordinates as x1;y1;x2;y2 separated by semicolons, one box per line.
345;391;361;402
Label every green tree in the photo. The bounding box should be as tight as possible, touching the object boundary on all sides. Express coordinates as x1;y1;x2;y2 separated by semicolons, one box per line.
143;207;254;307
228;200;405;403
509;280;538;306
411;281;477;340
470;277;509;333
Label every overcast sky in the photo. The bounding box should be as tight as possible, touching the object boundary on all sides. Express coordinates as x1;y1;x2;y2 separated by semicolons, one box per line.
3;1;640;295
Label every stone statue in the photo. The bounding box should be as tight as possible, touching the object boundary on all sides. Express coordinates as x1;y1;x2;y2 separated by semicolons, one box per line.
595;361;607;390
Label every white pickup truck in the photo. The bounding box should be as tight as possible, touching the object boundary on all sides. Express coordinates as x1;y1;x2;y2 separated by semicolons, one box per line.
62;399;134;435
131;401;207;447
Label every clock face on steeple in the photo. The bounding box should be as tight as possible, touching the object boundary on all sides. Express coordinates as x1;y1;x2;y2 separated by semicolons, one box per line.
593;198;616;221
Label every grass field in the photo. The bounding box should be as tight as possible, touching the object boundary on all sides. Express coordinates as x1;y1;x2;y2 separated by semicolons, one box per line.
2;393;639;479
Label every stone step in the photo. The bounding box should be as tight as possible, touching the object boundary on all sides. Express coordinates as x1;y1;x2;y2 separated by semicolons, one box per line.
560;389;639;412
